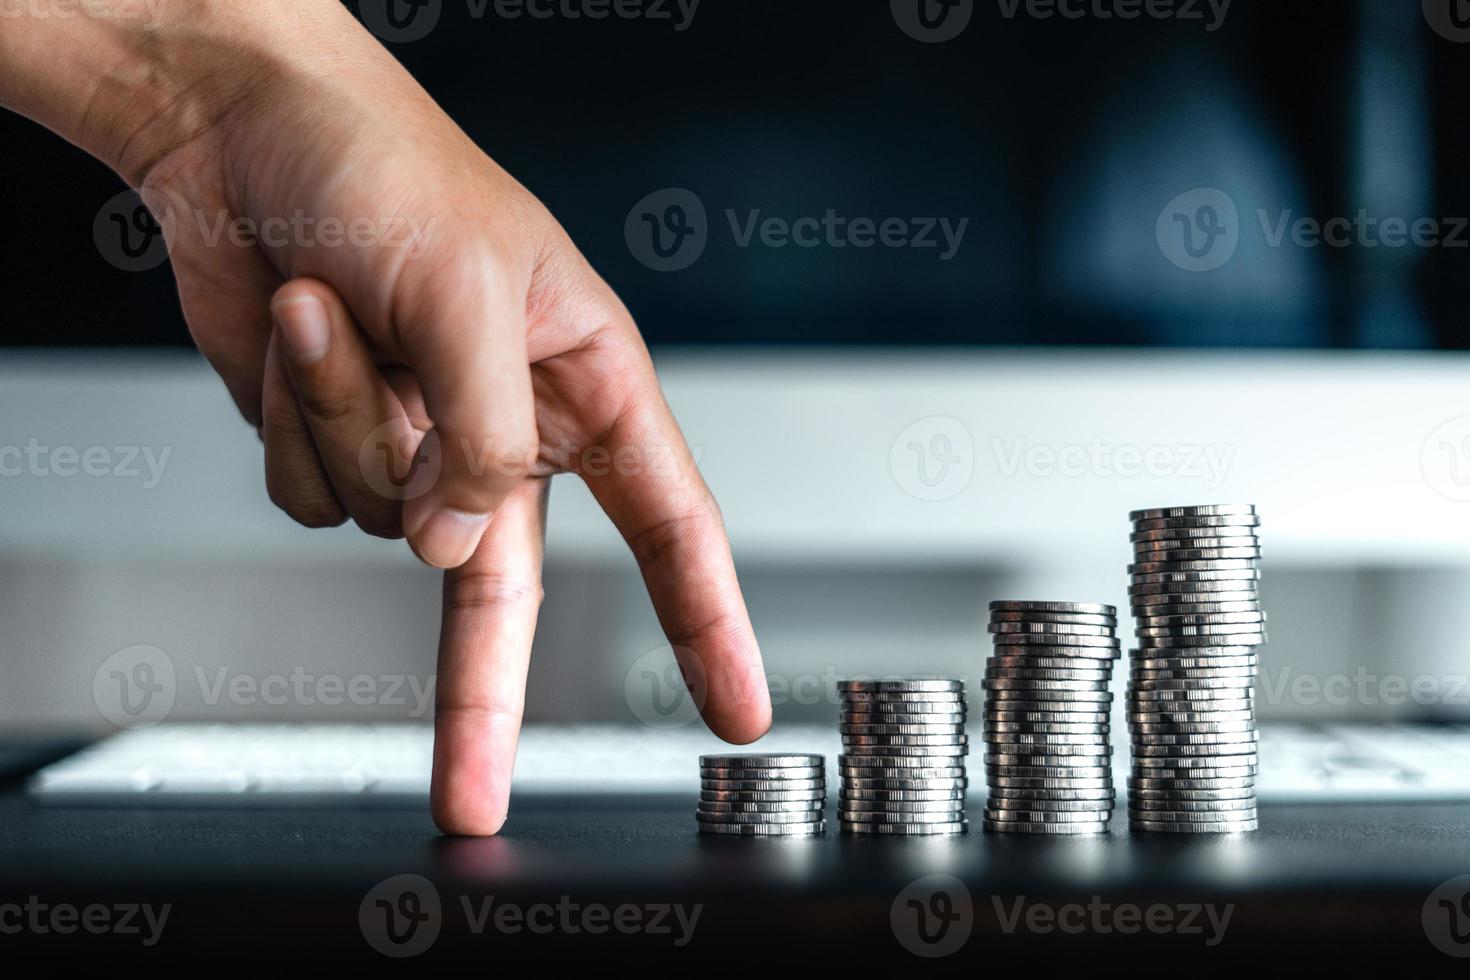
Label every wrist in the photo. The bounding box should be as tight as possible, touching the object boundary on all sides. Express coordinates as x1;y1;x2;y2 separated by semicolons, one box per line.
0;0;342;186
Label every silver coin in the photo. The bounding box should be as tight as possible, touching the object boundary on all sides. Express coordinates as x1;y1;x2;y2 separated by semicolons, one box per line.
1127;709;1254;725
989;600;1116;616
1130;584;1260;601
1128;776;1255;791
838;798;967;814
1127;797;1256;813
1128;569;1261;587
1130;504;1257;521
838;743;968;758
987;688;1113;702
1131;526;1260;543
1128;787;1256;801
1130;559;1259;576
1126;727;1258;743
989;633;1120;648
1128;685;1255;701
1128;767;1257;782
700;789;828;803
1132;738;1257;755
1130;806;1259;822
842;776;968;790
1132;534;1260;550
983;699;1113;714
698;800;825;814
984;721;1110;735
1132;514;1261;532
1135;610;1266;626
985;666;1113;681
701;778;826;792
698;821;825;836
1134;637;1268;651
985;762;1110;776
1131;602;1261;619
843;702;968;717
840;717;964;731
1136;622;1267;638
989;622;1117;637
1130;594;1262;612
701;766;825;781
1129;665;1257;681
842;735;969;748
983;819;1109;834
984;807;1113;823
838;679;964;693
846;764;970;781
986;655;1119;672
696;809;824;824
1123;717;1252;731
989;645;1120;662
1128;677;1256;692
1130;655;1258;671
984;749;1110;765
842;714;967;728
1132;548;1262;563
983;794;1113;811
839;807;968;824
987;710;1111;724
840;692;966;705
1130;753;1255;769
989;611;1118;627
984;679;1113;694
840;821;968;836
983;731;1111;746
840;788;967;802
1127;645;1260;659
987;775;1112;790
1130;818;1257;834
699;754;825;769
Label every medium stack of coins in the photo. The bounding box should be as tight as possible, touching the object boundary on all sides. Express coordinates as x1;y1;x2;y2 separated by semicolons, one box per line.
697;754;827;836
1126;504;1263;834
837;680;969;835
982;601;1118;834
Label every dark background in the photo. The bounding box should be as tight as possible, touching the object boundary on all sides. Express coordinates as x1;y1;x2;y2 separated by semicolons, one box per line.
2;0;1465;349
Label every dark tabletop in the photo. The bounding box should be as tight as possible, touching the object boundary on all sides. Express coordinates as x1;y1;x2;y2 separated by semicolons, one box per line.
2;785;1469;967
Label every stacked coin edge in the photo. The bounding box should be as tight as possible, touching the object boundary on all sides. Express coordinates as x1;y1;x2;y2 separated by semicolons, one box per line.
837;679;969;835
697;754;827;836
1125;504;1263;834
983;600;1118;835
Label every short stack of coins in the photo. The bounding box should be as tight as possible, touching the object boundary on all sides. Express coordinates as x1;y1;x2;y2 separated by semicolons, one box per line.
837;679;969;835
697;754;827;836
1126;504;1263;834
983;601;1118;834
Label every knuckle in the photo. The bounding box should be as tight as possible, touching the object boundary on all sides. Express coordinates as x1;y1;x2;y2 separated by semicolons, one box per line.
266;475;347;529
626;506;722;571
294;387;359;426
443;569;545;615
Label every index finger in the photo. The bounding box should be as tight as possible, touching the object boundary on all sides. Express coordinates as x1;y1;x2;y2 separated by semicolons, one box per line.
579;346;771;745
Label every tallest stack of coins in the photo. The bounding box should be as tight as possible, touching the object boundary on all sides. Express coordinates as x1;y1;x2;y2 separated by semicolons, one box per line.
983;601;1119;835
1126;504;1263;834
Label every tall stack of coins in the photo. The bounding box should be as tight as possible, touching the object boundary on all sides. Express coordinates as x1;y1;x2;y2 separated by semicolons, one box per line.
983;601;1118;834
837;680;969;835
1126;504;1263;834
697;754;827;836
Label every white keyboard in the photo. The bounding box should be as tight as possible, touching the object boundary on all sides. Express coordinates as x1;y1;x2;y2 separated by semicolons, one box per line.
28;723;1470;803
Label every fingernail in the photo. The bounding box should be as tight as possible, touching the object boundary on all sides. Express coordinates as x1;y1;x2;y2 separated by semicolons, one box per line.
274;296;331;364
412;508;490;568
